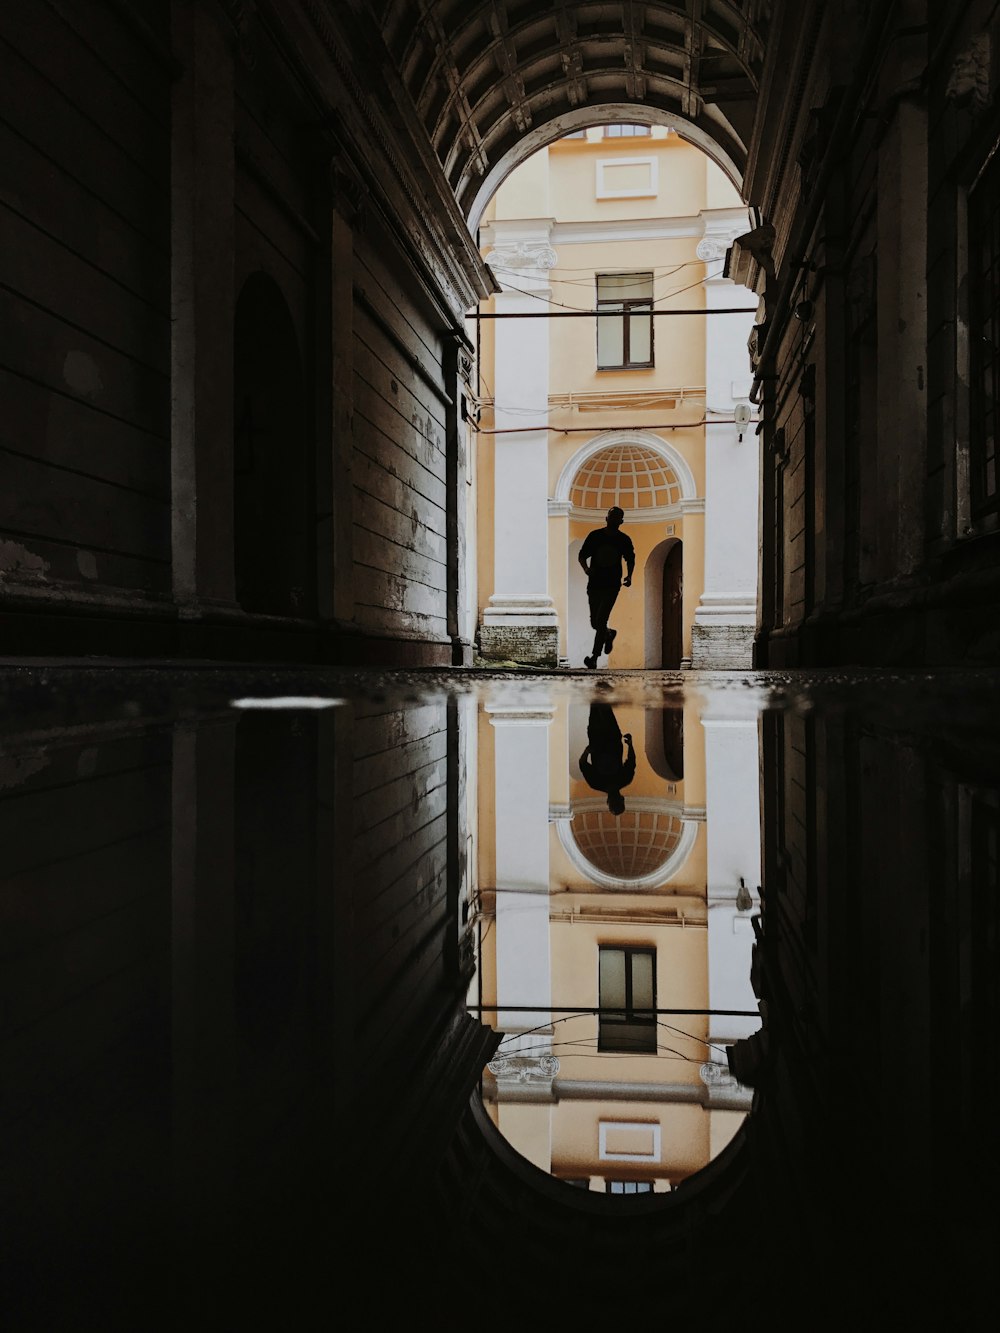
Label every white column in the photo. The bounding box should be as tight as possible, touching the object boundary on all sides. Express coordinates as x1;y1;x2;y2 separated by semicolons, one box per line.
692;225;759;668
486;703;554;1037
480;226;559;665
701;707;762;1063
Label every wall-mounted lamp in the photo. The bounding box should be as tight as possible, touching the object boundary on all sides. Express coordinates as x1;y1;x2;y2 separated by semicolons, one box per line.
734;402;752;443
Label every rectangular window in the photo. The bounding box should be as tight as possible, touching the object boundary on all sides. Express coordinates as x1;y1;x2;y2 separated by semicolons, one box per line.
969;147;1000;522
606;1180;654;1194
603;124;650;138
596;272;653;370
598;946;656;1052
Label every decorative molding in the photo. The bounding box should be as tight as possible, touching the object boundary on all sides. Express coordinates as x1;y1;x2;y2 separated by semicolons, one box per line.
598;1121;661;1163
595;155;658;199
696;236;727;261
488;1051;561;1084
553;430;699;506
700;1060;738;1087
484;241;558;271
946;34;992;112
555;807;700;890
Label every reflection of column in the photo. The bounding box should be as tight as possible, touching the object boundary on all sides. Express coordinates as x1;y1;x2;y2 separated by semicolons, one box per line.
171;719;237;1267
702;709;762;1067
479;228;559;666
692;225;759;667
486;703;554;1035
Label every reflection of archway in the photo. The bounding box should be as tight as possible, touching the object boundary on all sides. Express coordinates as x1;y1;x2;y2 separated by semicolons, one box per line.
233;272;313;617
556;799;698;889
645;706;684;782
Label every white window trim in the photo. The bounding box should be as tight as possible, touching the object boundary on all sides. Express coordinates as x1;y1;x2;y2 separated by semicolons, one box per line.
596;155;658;199
599;1121;662;1162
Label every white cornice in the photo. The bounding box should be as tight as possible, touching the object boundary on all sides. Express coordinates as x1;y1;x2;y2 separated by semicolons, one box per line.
480;216;704;250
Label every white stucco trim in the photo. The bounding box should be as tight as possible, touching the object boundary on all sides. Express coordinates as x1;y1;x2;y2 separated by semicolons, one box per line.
595;155;658;199
552;430;699;512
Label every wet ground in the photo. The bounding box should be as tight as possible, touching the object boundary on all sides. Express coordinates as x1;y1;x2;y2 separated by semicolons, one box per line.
2;661;998;1326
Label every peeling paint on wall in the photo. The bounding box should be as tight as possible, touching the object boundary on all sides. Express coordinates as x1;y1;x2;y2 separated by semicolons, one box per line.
0;540;50;580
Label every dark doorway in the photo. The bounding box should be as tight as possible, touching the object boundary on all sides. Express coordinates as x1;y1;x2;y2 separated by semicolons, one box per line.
662;541;683;668
233;272;313;617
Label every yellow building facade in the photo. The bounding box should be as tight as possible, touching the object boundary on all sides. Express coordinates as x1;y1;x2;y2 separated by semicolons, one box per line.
472;686;763;1192
473;125;760;669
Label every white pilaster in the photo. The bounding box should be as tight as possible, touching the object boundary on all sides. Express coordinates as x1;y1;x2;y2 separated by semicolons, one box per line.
487;703;554;1035
692;219;760;668
702;707;762;1058
480;225;559;665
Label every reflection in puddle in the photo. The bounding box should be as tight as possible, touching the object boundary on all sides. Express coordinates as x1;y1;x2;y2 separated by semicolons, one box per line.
1;666;998;1323
473;692;760;1191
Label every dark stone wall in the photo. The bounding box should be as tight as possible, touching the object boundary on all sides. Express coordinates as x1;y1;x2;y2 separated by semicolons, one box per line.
0;1;486;665
0;2;173;605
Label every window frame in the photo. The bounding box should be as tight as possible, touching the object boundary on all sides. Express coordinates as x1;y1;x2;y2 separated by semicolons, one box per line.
596;271;654;371
603;124;651;138
605;1180;655;1194
598;945;657;1052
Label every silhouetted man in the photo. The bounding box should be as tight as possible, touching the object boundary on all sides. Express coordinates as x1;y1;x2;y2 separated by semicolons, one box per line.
578;506;635;669
579;702;635;816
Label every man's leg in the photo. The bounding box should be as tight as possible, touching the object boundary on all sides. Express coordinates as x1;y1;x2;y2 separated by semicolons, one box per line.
585;587;606;667
587;586;614;666
603;586;621;654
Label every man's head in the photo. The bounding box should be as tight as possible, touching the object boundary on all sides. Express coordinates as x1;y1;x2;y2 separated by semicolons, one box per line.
606;506;625;528
607;791;626;817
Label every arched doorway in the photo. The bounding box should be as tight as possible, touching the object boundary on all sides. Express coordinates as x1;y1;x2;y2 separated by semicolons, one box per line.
233;272;312;618
663;541;683;668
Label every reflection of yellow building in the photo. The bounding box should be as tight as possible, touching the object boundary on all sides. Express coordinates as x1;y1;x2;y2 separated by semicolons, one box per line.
472;690;762;1192
474;125;759;669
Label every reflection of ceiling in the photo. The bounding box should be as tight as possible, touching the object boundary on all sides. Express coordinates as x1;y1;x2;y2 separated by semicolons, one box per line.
570;444;682;512
573;808;684;879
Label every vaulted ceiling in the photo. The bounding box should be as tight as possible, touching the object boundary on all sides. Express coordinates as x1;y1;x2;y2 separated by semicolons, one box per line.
366;0;773;225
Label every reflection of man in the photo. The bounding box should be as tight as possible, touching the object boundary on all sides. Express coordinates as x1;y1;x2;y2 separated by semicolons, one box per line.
578;507;635;669
579;702;635;816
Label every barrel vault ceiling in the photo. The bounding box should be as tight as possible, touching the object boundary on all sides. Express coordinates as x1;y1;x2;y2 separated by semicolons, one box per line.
362;0;773;225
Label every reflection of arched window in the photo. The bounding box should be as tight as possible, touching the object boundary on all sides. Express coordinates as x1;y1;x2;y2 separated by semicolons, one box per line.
556;798;698;889
575;809;685;879
233;272;313;617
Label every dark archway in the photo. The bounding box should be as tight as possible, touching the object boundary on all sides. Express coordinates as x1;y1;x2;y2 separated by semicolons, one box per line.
662;541;683;669
233;273;313;618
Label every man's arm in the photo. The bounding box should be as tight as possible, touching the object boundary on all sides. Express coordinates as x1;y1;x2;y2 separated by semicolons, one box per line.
578;534;591;575
623;536;635;586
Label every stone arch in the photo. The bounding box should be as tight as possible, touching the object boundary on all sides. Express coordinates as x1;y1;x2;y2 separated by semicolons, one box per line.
467;105;744;232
